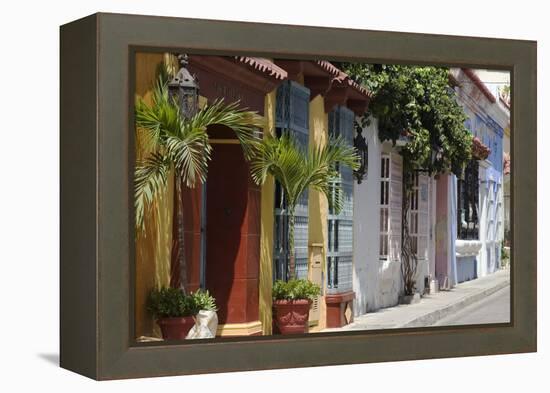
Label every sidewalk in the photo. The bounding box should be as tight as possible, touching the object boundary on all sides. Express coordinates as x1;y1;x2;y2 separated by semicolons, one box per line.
323;268;510;332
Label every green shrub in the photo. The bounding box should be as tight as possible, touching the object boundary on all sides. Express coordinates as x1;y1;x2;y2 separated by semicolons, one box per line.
147;287;218;318
191;289;217;312
147;287;196;318
272;279;321;301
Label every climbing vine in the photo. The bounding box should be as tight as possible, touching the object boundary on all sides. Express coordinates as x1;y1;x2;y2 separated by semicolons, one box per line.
342;64;473;175
342;63;474;296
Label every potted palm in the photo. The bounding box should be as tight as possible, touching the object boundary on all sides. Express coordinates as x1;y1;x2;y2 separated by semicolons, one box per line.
250;132;359;334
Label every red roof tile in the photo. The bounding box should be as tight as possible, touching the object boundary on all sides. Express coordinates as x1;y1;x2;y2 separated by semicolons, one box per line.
462;68;497;103
236;57;288;80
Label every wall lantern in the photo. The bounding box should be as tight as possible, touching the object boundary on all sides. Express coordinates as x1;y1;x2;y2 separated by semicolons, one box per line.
414;141;442;176
353;126;368;183
428;143;442;175
428;142;443;176
168;54;199;119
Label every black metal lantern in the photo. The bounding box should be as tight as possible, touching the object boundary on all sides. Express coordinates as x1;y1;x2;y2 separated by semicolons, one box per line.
430;147;437;168
168;54;199;119
353;125;368;183
428;141;443;175
414;141;442;175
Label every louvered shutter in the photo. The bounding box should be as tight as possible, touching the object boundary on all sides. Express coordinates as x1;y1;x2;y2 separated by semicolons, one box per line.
416;174;430;261
389;153;403;262
327;106;355;293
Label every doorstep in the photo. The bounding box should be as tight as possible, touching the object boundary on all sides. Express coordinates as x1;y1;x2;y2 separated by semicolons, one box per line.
216;320;263;336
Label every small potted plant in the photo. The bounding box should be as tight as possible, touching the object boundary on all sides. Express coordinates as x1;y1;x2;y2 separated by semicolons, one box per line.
272;279;321;335
186;289;219;339
147;287;196;341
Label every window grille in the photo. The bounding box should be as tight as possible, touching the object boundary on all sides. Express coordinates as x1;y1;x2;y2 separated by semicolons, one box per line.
457;159;479;240
327;106;354;293
379;153;403;262
379;155;391;259
273;81;310;281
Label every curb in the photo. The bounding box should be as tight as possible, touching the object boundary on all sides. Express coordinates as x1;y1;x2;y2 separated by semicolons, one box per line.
400;277;510;328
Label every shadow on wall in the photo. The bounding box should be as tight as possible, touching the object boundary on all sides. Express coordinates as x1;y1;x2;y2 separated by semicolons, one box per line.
376;259;402;309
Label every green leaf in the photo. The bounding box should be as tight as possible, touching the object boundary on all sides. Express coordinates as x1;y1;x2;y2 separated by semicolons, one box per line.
134;71;264;232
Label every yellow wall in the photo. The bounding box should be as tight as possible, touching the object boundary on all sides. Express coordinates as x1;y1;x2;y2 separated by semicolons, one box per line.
134;53;174;338
258;90;277;335
307;95;329;331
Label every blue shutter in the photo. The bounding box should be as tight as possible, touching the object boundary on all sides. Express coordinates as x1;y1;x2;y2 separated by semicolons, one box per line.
327;106;355;293
273;81;311;281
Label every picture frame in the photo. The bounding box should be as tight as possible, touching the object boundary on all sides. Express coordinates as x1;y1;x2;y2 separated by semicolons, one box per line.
60;12;536;380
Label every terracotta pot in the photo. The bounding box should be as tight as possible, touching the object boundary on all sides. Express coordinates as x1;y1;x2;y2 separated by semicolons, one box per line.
273;299;311;335
157;316;195;341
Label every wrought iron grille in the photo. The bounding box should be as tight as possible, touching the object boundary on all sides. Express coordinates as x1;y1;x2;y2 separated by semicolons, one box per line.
457;159;480;240
273;81;311;281
327;106;355;293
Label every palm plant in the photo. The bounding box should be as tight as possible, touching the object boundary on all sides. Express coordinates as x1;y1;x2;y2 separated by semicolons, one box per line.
135;72;262;291
250;132;360;279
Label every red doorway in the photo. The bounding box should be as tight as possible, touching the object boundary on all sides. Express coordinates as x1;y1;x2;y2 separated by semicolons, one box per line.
205;125;261;327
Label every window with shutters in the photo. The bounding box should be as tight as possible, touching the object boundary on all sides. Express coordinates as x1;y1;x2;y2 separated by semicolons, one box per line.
487;184;495;240
273;81;311;281
457;159;479;240
409;173;420;256
327;106;354;293
379;155;391;259
409;174;429;260
389;154;403;262
486;181;501;243
380;153;402;261
496;183;503;241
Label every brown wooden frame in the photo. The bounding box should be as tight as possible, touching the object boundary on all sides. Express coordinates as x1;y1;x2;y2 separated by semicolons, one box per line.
60;12;536;380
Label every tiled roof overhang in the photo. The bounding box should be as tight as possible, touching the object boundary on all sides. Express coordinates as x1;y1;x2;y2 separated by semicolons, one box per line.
503;152;511;175
188;55;371;116
315;60;370;96
472;136;491;160
462;68;497;103
188;55;289;115
189;55;288;96
274;59;372;116
236;57;288;81
499;95;511;110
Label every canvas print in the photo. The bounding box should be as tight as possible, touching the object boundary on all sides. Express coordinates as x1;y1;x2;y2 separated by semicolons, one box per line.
133;52;511;342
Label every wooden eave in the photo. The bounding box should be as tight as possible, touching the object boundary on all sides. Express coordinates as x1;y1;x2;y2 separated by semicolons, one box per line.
189;55;287;95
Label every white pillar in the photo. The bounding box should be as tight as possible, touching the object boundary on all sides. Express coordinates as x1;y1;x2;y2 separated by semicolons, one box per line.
352;119;382;315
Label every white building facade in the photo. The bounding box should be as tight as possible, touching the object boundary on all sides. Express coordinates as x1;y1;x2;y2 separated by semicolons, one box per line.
451;68;508;283
351;69;510;316
352;119;437;315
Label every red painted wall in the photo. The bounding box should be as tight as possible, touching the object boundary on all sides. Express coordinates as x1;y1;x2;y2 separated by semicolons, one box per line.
181;184;202;293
